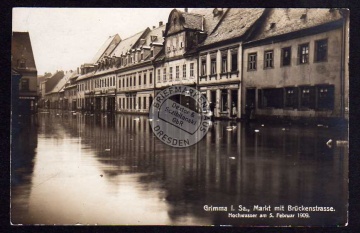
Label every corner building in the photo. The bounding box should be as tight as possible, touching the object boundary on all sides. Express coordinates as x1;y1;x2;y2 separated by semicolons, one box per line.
242;9;349;121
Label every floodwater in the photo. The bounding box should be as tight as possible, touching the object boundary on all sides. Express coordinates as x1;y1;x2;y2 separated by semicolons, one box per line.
11;110;348;226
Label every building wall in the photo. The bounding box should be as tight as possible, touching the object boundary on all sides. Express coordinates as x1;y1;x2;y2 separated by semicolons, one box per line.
117;65;154;113
155;57;198;89
198;42;242;118
165;32;186;58
19;73;38;94
242;27;343;119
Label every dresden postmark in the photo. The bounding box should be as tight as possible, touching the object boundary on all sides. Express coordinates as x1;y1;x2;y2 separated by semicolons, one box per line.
149;85;211;148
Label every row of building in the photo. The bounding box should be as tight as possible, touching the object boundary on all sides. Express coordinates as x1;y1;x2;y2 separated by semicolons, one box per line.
31;8;349;121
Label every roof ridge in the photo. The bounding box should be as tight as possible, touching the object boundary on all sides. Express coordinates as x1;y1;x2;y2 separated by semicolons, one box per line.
209;8;231;35
121;29;147;41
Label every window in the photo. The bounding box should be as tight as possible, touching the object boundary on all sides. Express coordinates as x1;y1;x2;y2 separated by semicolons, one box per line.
144;74;147;85
149;72;152;84
264;50;274;68
259;88;284;109
139;75;141;86
143;96;146;109
183;64;186;79
221;89;228;112
140;53;144;61
190;63;194;77
163;68;167;81
138;97;141;110
231;51;238;71
158;69;161;82
130;77;132;87
315;39;328;62
248;53;257;70
201;59;206;76
133;76;136;87
300;86;315;109
211;57;216;74
298;43;309;64
221;54;227;73
317;85;334;110
176;66;179;79
281;47;291;66
19;78;29;91
18;59;26;68
285;87;298;108
113;76;115;86
169;67;173;80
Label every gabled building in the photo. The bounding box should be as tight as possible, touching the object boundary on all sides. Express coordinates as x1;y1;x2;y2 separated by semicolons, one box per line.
44;71;77;109
11;32;38;114
154;9;206;94
196;8;266;119
40;71;65;108
116;24;165;113
241;8;349;121
63;71;79;110
91;34;121;64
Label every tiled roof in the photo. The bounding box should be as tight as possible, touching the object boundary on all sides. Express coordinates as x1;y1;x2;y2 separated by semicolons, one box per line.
112;29;148;57
47;72;76;94
45;71;65;93
93;67;117;77
181;12;203;31
76;71;95;81
91;34;121;63
201;8;265;47
146;24;166;46
190;8;228;34
11;32;37;71
250;8;343;41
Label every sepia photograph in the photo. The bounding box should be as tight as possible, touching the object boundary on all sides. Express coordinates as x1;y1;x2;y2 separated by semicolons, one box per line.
10;7;349;226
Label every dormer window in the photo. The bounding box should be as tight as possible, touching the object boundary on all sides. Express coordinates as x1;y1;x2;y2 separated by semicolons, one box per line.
173;17;177;25
18;58;26;69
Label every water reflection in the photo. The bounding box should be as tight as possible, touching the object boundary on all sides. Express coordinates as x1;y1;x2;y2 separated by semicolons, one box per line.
11;111;348;226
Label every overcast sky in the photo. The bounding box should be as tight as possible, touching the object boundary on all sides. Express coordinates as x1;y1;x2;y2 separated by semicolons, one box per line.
13;8;177;75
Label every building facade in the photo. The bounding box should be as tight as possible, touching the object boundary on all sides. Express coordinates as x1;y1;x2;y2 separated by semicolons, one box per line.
11;32;38;114
241;8;349;121
38;8;349;122
196;8;265;119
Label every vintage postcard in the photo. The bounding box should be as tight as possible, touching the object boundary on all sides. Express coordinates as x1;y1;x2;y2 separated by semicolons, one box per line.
11;8;349;226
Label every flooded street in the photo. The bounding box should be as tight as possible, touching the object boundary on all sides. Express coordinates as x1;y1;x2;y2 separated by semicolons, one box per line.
11;110;348;226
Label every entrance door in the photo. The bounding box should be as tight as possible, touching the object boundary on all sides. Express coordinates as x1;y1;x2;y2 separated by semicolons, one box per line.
246;88;256;119
108;97;115;112
231;90;238;117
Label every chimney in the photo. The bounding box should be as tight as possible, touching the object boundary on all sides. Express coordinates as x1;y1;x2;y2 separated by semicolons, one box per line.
159;21;163;27
185;8;188;13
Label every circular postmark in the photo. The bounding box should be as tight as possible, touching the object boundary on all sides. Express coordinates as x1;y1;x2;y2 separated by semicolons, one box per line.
149;85;211;148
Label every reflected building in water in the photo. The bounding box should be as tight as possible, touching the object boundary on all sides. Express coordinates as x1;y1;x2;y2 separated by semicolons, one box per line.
12;112;346;225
